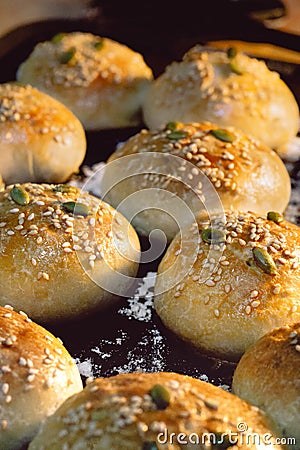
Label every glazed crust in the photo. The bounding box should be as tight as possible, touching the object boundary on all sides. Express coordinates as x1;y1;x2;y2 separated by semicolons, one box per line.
154;210;300;361
232;323;300;448
17;32;153;130
103;122;291;241
0;183;140;322
29;371;283;450
142;46;299;155
0;83;86;184
0;305;83;450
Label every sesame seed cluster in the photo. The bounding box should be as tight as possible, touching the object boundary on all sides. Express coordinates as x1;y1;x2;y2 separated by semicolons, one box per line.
29;32;140;88
171;210;300;318
0;304;78;432
0;83;76;140
30;373;264;449
117;122;260;196
0;183;118;282
158;48;280;121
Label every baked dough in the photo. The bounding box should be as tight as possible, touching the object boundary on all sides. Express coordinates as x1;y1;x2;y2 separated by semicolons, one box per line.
0;183;140;322
103;122;291;242
17;32;153;130
142;46;299;155
0;304;82;450
232;323;300;449
29;371;283;450
0;82;86;185
154;210;300;361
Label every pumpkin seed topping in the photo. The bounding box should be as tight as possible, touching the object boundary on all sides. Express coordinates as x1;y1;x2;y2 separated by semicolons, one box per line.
210;128;234;143
252;247;277;275
60;47;76;64
149;384;170;410
267;211;283;224
10;186;30;206
62;201;89;217
201;227;226;244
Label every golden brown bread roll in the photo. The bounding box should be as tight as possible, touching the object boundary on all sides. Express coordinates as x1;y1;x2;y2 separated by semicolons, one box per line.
154;210;300;361
0;183;140;322
232;323;300;449
0;304;82;450
103;122;291;242
142;46;299;155
0;83;86;184
17;32;153;130
29;371;283;450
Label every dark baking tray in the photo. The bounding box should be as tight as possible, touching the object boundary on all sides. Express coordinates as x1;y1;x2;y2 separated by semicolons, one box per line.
0;10;300;394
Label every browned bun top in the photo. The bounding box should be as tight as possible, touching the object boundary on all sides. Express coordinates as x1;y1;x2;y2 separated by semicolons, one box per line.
142;46;299;154
0;183;140;322
17;32;154;130
0;82;86;184
107;121;291;215
154;210;300;360
232;322;300;447
29;371;283;450
0;305;82;450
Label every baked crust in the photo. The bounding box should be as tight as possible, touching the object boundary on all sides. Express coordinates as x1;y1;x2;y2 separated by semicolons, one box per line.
0;305;82;450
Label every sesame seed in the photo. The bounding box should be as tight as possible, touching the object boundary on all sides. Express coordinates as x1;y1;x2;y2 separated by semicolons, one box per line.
5;395;12;403
2;383;9;395
224;284;231;293
250;290;259;298
272;285;280;295
9;208;19;214
245;305;251;315
295;345;300;352
18;357;27;366
31;258;37;266
214;309;220;317
251;301;260;308
27;213;35;221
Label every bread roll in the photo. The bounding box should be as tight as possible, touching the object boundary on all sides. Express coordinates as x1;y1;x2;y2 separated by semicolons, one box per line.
142;46;299;155
29;371;283;450
0;183;140;322
0;304;82;450
232;323;300;449
103;122;291;242
154;210;300;361
17;32;153;130
0;83;86;185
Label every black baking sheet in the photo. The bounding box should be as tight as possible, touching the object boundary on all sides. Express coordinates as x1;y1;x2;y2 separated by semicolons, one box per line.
0;13;300;395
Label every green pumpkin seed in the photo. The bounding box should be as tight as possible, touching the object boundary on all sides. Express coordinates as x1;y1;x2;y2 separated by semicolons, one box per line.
166;121;181;131
60;47;76;64
267;211;283;224
51;33;66;43
11;186;30;206
252;247;277;275
210;128;234;143
142;442;158;450
167;130;187;140
201;227;226;244
62;201;89;217
227;47;237;59
149;384;170;410
53;184;77;194
93;39;103;50
229;59;244;75
91;410;108;421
